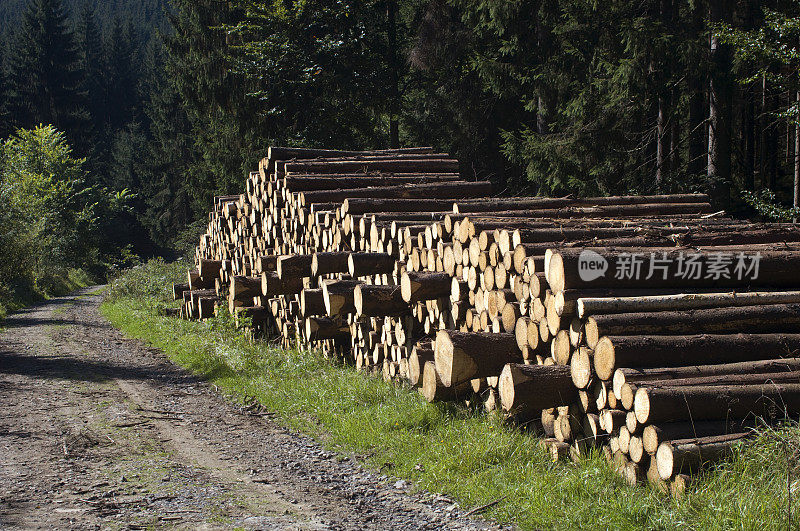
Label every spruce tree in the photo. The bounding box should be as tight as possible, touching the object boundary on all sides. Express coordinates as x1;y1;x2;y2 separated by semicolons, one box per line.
104;17;137;133
164;0;266;215
8;0;90;153
75;3;104;139
141;54;194;246
0;38;12;139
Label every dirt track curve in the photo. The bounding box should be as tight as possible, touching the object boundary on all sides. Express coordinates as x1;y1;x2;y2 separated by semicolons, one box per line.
0;287;505;530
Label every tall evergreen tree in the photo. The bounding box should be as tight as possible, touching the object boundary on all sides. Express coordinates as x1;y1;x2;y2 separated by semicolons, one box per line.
8;0;90;154
164;0;266;216
75;3;104;138
104;17;138;133
0;38;12;139
141;45;194;246
74;3;105;176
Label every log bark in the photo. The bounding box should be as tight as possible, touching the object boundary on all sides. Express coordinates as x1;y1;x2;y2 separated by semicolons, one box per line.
172;282;189;300
343;198;470;215
498;363;576;412
584;303;800;347
198;259;223;279
421;361;471;402
299;181;491;204
322;280;362;316
305;316;349;341
284;158;459;175
261;271;304;297
578;290;800;318
549;248;800;292
230;275;261;300
300;289;327;316
311;252;351;276
188;270;214;290
277;254;314;279
613;358;800;399
643;420;755;455
283;173;461;191
594;333;800;381
256;255;278;273
354;284;408;316
634;383;800;424
408;344;434;386
656;433;750;480
434;330;520;387
401;271;451;303
452;194;710;213
348;253;396;277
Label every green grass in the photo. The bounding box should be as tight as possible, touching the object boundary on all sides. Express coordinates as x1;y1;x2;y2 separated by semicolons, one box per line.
0;268;94;321
100;261;800;530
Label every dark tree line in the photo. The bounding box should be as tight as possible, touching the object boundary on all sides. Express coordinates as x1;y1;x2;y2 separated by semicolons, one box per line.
2;0;800;253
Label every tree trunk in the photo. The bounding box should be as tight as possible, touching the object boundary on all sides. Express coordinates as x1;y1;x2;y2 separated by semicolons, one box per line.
498;363;575;412
584;303;800;345
354;284;407;316
299;181;491;205
311;252;350;276
643;420;754;455
284;159;459;175
634;383;800;424
593;333;800;380
548;248;800;292
708;0;732;199
434;330;520;387
578;289;800;318
612;357;800;399
400;271;451;302
277;254;313;279
321;279;361;316
300;288;326;316
261;271;303;297
284;174;460;191
656;432;750;479
348;252;396;277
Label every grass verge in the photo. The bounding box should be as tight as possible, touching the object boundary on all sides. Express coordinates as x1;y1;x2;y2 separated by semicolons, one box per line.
101;261;800;530
0;268;94;321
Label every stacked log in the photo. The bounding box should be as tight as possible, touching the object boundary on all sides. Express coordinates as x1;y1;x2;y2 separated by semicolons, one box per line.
172;144;800;492
546;246;800;490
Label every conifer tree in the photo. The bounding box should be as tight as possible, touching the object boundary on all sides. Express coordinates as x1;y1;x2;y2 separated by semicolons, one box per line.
0;39;12;139
104;17;138;133
8;0;90;154
75;3;104;139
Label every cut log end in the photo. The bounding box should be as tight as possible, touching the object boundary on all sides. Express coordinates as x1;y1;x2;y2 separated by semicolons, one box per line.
593;336;616;381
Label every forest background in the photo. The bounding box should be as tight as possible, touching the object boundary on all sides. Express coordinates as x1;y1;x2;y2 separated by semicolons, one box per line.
1;0;798;310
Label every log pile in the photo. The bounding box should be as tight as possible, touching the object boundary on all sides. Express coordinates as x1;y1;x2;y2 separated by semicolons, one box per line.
172;145;800;493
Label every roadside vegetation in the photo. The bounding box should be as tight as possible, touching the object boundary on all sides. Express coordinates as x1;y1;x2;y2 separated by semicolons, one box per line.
101;259;800;530
0;125;135;319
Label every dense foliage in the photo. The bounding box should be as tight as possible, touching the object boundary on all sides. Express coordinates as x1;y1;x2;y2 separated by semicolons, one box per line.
0;125;130;306
2;0;800;265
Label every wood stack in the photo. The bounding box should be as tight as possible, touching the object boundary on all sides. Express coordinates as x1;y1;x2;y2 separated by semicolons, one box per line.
172;145;800;492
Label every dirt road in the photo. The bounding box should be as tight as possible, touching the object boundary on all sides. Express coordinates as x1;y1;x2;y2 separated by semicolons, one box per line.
0;288;501;530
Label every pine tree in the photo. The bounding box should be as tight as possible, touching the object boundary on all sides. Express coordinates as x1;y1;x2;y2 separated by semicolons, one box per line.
164;0;266;215
74;2;106;176
75;3;104;139
8;0;90;154
104;17;137;133
141;52;194;246
0;37;12;139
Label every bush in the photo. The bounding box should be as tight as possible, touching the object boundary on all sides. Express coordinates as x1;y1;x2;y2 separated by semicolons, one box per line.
0;125;133;311
106;257;187;302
